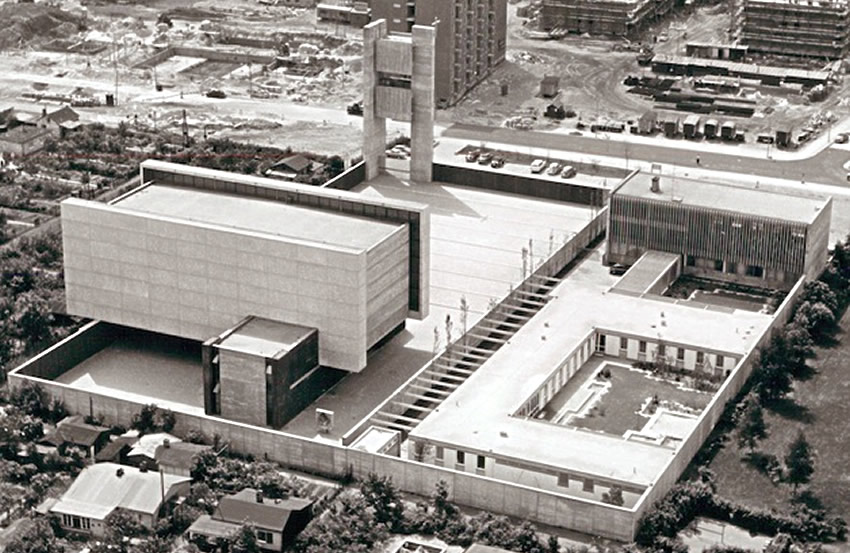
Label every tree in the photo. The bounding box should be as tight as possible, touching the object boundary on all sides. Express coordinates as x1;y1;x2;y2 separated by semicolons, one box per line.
360;473;405;531
546;535;560;553
5;517;64;553
602;485;625;506
794;301;835;342
432;480;458;526
225;523;261;553
753;334;794;402
0;258;35;295
799;281;839;315
785;431;814;491
736;395;767;453
10;291;53;345
9;380;48;418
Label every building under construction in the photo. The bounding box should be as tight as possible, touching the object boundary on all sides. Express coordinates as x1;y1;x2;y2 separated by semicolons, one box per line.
738;0;850;59
540;0;676;36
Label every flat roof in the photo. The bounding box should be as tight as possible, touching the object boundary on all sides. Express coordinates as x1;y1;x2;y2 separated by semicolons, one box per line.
412;247;772;486
217;317;314;358
616;171;828;224
652;54;831;81
115;184;403;252
611;251;680;296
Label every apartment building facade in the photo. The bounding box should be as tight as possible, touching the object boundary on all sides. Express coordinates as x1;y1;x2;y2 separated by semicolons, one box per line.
370;0;507;106
540;0;675;37
738;0;850;59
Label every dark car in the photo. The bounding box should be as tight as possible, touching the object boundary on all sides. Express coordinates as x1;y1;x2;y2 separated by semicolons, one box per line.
490;157;505;168
347;101;363;116
465;150;480;162
206;89;226;99
478;151;493;165
609;264;628;276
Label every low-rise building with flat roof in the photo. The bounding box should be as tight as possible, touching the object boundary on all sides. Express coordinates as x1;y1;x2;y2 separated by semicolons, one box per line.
607;170;832;290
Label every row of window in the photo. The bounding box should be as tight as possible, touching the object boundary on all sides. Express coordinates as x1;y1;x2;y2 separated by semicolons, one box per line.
597;335;724;367
685;256;765;278
62;514;91;530
557;473;596;493
435;446;486;470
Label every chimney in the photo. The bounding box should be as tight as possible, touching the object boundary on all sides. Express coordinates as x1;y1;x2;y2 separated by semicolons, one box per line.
163;438;170;448
255;490;264;504
650;175;661;193
116;468;125;478
42;107;47;117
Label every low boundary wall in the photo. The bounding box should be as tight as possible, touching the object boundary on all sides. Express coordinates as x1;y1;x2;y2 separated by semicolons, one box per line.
10;333;634;541
134;46;277;70
322;160;366;191
432;163;609;207
632;275;807;535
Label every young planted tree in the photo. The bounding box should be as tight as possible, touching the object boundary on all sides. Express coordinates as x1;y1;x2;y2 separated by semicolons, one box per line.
737;394;767;454
785;431;815;492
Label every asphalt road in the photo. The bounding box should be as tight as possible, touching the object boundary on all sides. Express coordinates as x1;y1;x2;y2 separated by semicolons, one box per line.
442;123;850;186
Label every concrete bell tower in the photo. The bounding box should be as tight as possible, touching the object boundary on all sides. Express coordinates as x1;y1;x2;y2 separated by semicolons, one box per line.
362;20;436;183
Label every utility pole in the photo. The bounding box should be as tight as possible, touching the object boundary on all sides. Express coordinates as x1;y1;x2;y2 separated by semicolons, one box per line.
112;36;119;106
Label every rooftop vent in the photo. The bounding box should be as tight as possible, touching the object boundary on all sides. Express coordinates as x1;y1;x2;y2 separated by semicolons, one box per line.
256;491;264;504
116;468;125;478
651;175;661;193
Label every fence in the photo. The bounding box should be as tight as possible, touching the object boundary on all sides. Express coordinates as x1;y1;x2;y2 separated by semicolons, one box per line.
631;274;807;535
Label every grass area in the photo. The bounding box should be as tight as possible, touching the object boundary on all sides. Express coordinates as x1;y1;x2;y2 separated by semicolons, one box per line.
570;366;712;436
708;310;850;520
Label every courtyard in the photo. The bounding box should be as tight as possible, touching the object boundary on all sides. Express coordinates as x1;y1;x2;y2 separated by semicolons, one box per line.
543;360;713;438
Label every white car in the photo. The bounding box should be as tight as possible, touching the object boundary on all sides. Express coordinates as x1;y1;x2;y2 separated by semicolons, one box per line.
546;162;561;176
530;159;546;173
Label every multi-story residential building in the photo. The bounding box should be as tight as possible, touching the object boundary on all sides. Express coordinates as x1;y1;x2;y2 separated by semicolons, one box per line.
540;0;675;37
370;0;507;107
738;0;850;59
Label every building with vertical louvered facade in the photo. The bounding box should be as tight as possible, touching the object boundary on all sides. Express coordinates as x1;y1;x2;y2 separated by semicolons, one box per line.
607;171;832;290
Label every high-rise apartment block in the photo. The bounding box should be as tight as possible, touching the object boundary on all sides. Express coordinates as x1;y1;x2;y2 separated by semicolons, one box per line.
370;0;507;107
738;0;850;59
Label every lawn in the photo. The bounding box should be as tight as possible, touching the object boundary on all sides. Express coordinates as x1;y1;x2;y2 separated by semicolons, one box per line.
708;309;850;521
570;365;713;437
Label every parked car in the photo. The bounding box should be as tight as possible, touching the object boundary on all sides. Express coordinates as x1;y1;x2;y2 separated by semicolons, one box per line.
835;133;849;144
466;150;480;163
478;151;493;165
609;264;628;276
490;157;505;168
386;147;407;159
206;89;226;99
546;162;561;175
530;159;546;173
560;165;577;179
347;101;363;116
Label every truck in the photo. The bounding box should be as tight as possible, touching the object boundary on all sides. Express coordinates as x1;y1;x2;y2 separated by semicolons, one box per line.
720;120;736;141
703;119;718;139
683;115;701;139
663;117;680;138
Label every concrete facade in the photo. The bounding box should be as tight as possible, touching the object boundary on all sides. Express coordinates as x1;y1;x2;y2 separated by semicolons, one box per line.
371;0;507;106
61;185;410;372
363;21;435;182
739;0;850;59
541;0;675;37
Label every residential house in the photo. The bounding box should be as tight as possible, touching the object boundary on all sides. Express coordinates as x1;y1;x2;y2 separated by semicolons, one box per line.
39;415;110;457
187;489;313;552
95;436;136;464
36;105;81;138
125;432;182;470
50;463;191;537
264;154;314;181
0;125;54;156
155;441;212;477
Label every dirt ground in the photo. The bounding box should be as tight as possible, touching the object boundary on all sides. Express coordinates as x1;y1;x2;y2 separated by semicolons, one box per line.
441;1;850;143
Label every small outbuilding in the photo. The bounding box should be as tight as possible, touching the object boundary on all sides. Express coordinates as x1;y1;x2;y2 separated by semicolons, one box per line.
540;75;560;98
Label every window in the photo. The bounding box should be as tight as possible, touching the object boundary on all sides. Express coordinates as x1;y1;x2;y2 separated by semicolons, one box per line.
62;514;90;530
677;348;685;361
477;455;486;470
716;355;724;368
714;259;724;271
557;473;570;487
746;265;764;278
726;262;737;274
657;344;666;356
686;255;696;267
696;351;704;365
456;451;465;464
435;446;444;460
257;530;274;544
597;334;606;352
639;341;647;353
583;478;594;493
620;337;628;350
